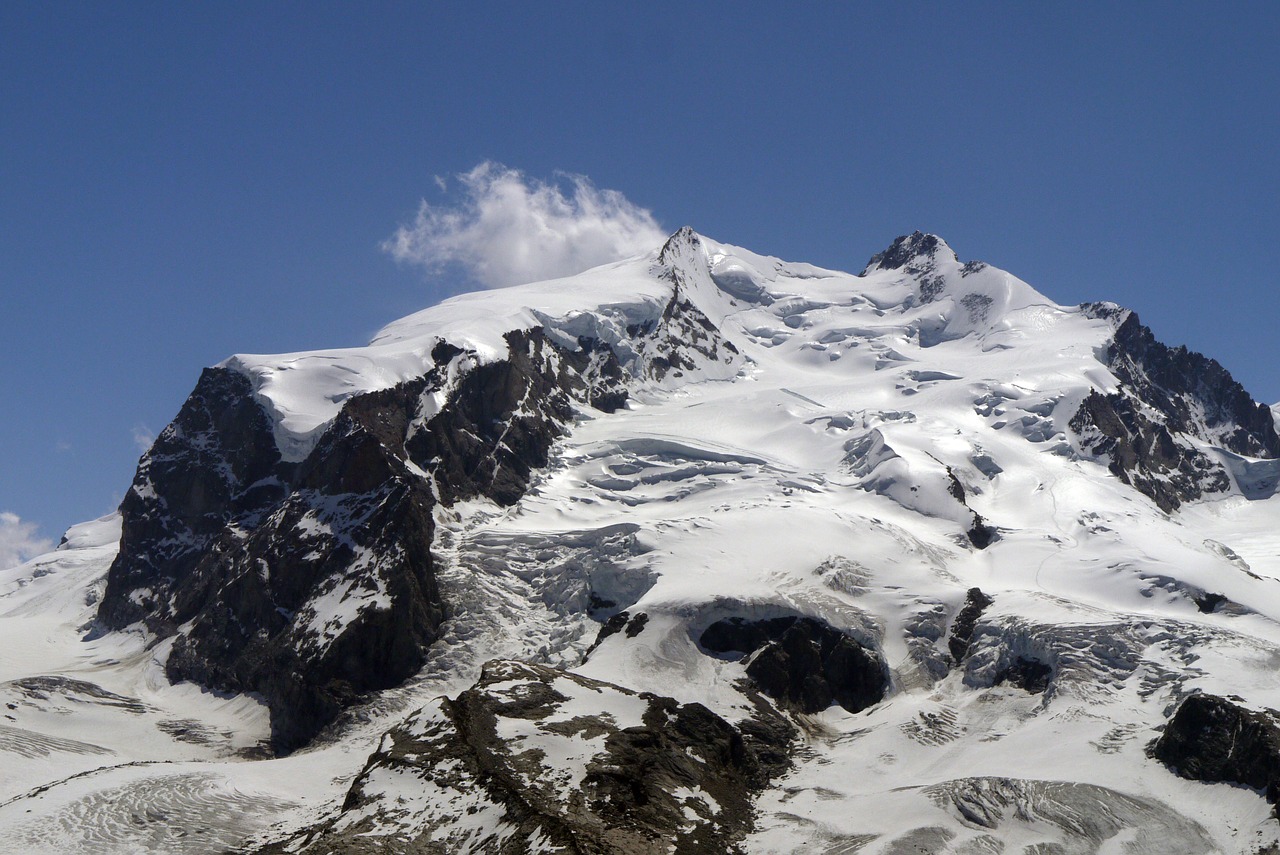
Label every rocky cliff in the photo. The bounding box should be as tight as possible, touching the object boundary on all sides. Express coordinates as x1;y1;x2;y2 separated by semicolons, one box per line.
96;231;743;752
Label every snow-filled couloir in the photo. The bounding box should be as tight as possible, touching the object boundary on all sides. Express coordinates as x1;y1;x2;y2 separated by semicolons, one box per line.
4;228;1280;853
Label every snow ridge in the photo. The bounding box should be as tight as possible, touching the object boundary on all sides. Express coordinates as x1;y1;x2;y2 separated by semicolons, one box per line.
5;229;1280;853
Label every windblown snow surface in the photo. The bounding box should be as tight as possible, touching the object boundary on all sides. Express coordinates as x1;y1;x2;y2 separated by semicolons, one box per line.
4;231;1280;853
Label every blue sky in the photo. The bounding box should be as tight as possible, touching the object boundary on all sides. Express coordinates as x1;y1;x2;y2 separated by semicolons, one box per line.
3;2;1279;554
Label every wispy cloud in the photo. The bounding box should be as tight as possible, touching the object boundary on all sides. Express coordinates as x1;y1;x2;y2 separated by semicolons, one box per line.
384;162;666;289
131;424;155;453
0;512;53;571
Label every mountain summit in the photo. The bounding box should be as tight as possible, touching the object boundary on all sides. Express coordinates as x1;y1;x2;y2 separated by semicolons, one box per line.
3;229;1280;852
861;229;957;274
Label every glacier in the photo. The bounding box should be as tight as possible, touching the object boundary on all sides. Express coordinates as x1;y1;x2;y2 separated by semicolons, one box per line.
2;228;1280;852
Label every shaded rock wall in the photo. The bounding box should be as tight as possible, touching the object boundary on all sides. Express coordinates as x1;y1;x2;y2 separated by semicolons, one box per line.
100;329;630;752
1153;693;1280;806
1071;307;1280;511
700;616;887;715
98;290;736;752
98;367;291;631
257;661;790;854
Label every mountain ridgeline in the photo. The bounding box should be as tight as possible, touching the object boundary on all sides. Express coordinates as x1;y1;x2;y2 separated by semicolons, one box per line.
97;229;744;752
80;228;1280;852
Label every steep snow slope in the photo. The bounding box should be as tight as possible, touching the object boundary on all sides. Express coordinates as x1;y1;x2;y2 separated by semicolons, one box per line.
4;229;1280;853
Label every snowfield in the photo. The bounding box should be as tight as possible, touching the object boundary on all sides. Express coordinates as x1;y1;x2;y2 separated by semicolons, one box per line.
4;229;1280;852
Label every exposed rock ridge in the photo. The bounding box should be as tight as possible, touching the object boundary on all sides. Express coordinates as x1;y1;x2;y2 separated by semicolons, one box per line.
1153;693;1280;808
1071;305;1280;511
1104;309;1280;457
862;231;957;276
98;366;294;631
98;286;742;751
646;226;743;383
699;616;887;714
257;661;791;854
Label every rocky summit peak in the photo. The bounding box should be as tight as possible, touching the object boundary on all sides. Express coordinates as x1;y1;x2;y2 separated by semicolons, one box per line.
656;225;703;265
862;230;957;275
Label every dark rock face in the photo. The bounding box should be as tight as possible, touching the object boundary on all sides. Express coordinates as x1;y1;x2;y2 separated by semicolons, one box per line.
1069;391;1230;512
966;517;998;549
1106;310;1280;459
700;616;887;714
1071;307;1280;511
948;588;994;664
582;610;648;660
163;469;443;753
1153;694;1280;806
97;261;741;753
97;329;640;753
649;227;742;382
862;231;957;276
257;661;791;854
405;329;623;507
98;367;292;632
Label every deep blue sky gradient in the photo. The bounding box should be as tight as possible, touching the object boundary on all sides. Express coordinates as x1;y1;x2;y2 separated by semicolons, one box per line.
4;2;1279;540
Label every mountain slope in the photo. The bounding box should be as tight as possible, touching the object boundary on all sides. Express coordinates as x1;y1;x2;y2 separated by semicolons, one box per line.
3;228;1280;853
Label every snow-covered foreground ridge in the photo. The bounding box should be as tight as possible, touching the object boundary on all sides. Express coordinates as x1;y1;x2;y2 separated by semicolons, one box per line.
6;228;1280;853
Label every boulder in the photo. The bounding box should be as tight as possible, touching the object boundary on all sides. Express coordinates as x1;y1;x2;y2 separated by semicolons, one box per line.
1153;693;1280;806
700;616;886;714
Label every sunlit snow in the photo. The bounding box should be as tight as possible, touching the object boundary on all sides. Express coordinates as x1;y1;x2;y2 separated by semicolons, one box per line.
2;231;1278;851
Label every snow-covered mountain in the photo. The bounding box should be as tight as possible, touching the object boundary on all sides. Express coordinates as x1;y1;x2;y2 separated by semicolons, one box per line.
4;228;1280;853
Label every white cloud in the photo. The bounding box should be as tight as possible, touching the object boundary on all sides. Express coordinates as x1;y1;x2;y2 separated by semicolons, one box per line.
384;162;666;289
132;424;155;453
0;512;53;571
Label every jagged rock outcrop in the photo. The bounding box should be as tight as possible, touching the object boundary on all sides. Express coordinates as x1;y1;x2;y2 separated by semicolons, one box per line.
947;588;993;664
97;262;742;752
862;230;957;275
1071;306;1280;511
583;610;649;660
257;661;792;854
98;367;292;632
1153;693;1280;806
1070;390;1230;512
645;227;742;382
1105;309;1280;458
700;616;887;714
99;331;631;751
406;331;629;507
162;422;444;752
